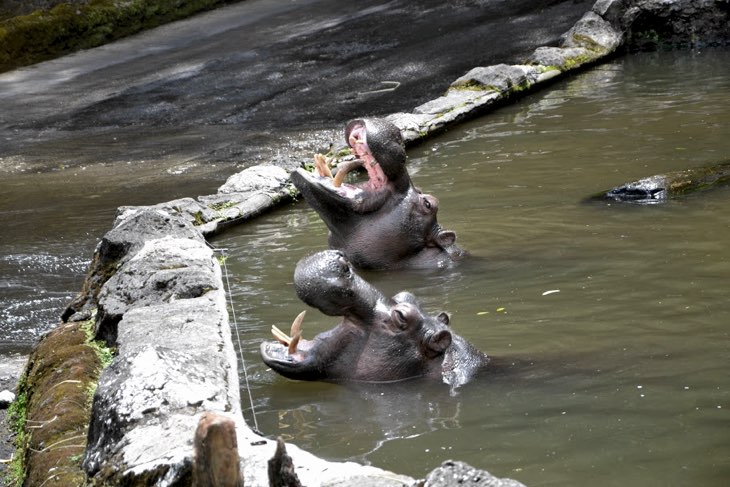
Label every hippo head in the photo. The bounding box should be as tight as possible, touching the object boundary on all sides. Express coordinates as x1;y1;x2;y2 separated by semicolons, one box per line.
290;118;410;218
260;251;458;383
290;117;467;270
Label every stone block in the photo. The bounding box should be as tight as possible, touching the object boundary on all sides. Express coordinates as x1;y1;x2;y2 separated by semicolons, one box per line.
561;11;623;53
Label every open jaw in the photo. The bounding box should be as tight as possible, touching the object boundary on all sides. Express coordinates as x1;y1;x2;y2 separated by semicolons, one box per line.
260;310;349;380
309;145;389;199
260;311;316;376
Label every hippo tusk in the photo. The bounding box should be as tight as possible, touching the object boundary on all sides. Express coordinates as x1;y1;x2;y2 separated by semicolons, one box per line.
290;310;306;337
333;159;364;187
271;310;307;350
314;153;333;179
287;332;301;355
271;325;291;345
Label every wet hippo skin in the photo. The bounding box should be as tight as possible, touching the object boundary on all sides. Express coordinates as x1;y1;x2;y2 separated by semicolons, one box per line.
260;250;488;388
290;118;466;270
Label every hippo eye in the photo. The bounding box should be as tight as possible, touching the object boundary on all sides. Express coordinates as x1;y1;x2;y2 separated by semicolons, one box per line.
423;197;432;210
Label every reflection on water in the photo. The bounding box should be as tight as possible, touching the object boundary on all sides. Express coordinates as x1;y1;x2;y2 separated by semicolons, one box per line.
214;49;730;486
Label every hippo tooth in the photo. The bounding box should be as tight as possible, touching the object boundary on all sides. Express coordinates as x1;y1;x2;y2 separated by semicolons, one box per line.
314;153;333;179
333;159;363;187
288;332;301;355
271;325;291;345
290;310;306;338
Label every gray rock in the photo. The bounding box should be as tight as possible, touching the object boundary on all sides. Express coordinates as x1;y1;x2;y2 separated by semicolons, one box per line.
84;287;240;484
218;165;290;194
386;112;434;144
117;197;212;229
415;89;498;116
62;208;205;321
421;460;525;487
589;159;730;204
0;390;15;409
528;46;594;70
110;207;205;247
561;11;623;53
450;64;538;93
96;236;220;344
592;0;634;29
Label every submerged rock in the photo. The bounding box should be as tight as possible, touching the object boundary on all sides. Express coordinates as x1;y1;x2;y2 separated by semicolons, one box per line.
589;160;730;204
419;460;526;487
0;390;14;408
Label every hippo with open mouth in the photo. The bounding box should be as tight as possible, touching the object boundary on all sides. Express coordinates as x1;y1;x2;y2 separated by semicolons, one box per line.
290;118;466;270
260;250;488;388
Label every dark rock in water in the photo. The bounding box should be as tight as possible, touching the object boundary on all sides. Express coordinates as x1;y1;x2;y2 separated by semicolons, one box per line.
589;160;730;204
618;0;730;50
419;460;526;487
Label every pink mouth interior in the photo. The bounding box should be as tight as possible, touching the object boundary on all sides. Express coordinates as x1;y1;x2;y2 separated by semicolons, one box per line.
341;125;388;193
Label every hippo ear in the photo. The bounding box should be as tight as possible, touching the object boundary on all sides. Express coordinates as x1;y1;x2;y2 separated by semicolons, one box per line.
436;312;450;326
425;330;452;358
435;230;456;249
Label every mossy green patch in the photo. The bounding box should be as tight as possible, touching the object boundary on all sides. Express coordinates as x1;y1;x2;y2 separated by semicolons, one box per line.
561;53;596;71
569;33;608;54
5;380;28;487
0;0;236;73
450;81;500;93
8;319;112;486
193;210;206;226
209;200;238;212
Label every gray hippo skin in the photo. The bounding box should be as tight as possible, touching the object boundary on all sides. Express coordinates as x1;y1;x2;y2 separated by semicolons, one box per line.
260;250;488;388
290;118;465;270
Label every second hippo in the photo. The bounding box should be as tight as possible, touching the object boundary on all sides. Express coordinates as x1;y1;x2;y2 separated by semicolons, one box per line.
290;118;466;270
260;250;488;388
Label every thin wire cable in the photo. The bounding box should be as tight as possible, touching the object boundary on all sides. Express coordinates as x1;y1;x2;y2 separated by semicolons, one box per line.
217;247;260;433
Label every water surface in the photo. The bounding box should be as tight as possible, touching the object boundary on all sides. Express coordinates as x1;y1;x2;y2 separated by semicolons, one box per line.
215;49;730;486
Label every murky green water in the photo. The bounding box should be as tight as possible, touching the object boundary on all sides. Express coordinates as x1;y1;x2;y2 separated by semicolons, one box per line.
215;49;730;486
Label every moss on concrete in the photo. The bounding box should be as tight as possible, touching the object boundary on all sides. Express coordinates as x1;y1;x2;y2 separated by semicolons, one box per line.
8;320;108;486
0;0;236;73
